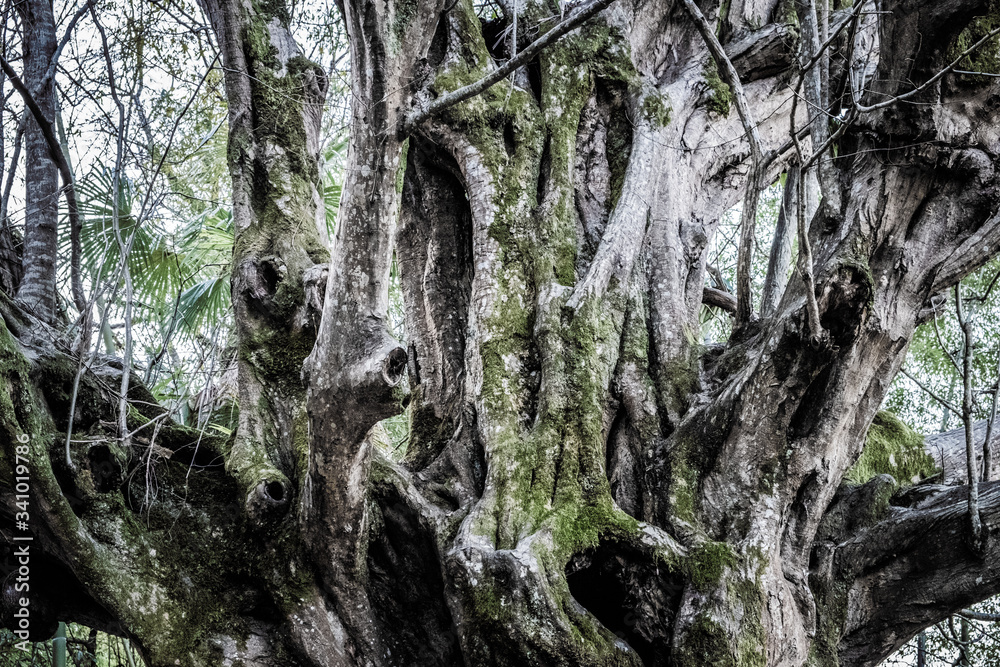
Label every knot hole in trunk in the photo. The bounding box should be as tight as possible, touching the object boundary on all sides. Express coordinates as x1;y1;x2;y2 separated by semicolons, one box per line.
383;347;408;386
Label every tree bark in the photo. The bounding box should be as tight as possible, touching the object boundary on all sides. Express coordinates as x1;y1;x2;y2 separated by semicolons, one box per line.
4;0;1000;665
14;0;58;323
196;0;329;517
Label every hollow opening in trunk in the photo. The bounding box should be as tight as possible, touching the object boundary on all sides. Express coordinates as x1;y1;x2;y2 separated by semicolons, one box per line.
87;444;119;493
566;542;661;666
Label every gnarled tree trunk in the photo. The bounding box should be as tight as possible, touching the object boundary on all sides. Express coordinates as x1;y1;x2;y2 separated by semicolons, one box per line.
3;0;1000;665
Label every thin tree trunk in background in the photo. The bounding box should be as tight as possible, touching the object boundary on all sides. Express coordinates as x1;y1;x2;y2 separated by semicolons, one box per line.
943;384;953;431
960;617;971;666
984;357;999;480
957;284;984;549
0;118;23;295
14;0;58;322
761;167;798;317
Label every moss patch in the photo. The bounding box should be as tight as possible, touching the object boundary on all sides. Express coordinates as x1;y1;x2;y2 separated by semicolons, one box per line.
677;616;737;667
703;59;733;116
684;541;737;591
641;90;672;127
947;0;1000;79
846;411;935;485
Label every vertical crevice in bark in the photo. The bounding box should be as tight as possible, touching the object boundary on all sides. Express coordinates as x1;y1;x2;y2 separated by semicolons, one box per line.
573;81;633;276
397;137;474;474
366;472;465;666
608;273;659;520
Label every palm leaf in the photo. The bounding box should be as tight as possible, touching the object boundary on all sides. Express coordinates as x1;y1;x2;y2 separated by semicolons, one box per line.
68;166;185;305
175;275;230;334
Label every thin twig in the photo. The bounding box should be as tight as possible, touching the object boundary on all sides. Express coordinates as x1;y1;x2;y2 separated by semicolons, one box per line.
899;367;962;416
973;266;1000;304
0;115;25;228
931;308;963;376
852;25;1000;112
958;610;1000;623
89;2;134;446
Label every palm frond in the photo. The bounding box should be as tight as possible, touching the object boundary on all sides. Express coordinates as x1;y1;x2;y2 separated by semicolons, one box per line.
175;276;231;335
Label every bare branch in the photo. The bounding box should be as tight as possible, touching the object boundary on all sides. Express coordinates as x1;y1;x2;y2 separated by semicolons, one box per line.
852;25;1000;112
0;114;25;229
46;1;90;90
677;0;764;163
931;310;963;377
760;167;798;318
899;367;962;417
703;286;737;314
794;162;822;341
958;610;1000;623
678;0;766;326
832;481;1000;667
89;2;133;447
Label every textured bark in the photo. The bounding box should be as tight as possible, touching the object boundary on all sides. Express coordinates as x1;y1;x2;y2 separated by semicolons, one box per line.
196;0;329;516
4;0;1000;665
14;0;58;323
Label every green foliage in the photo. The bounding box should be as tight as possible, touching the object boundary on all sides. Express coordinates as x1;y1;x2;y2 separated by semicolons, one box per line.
172;207;234;335
884;257;1000;433
846;411;936;485
68;167;182;308
0;624;145;666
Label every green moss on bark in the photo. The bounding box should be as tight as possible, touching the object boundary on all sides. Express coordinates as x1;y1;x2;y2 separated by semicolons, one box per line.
703;59;733;116
685;541;737;591
677;556;768;667
846;411;935;485
947;0;1000;79
678;616;738;667
642;91;672;127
